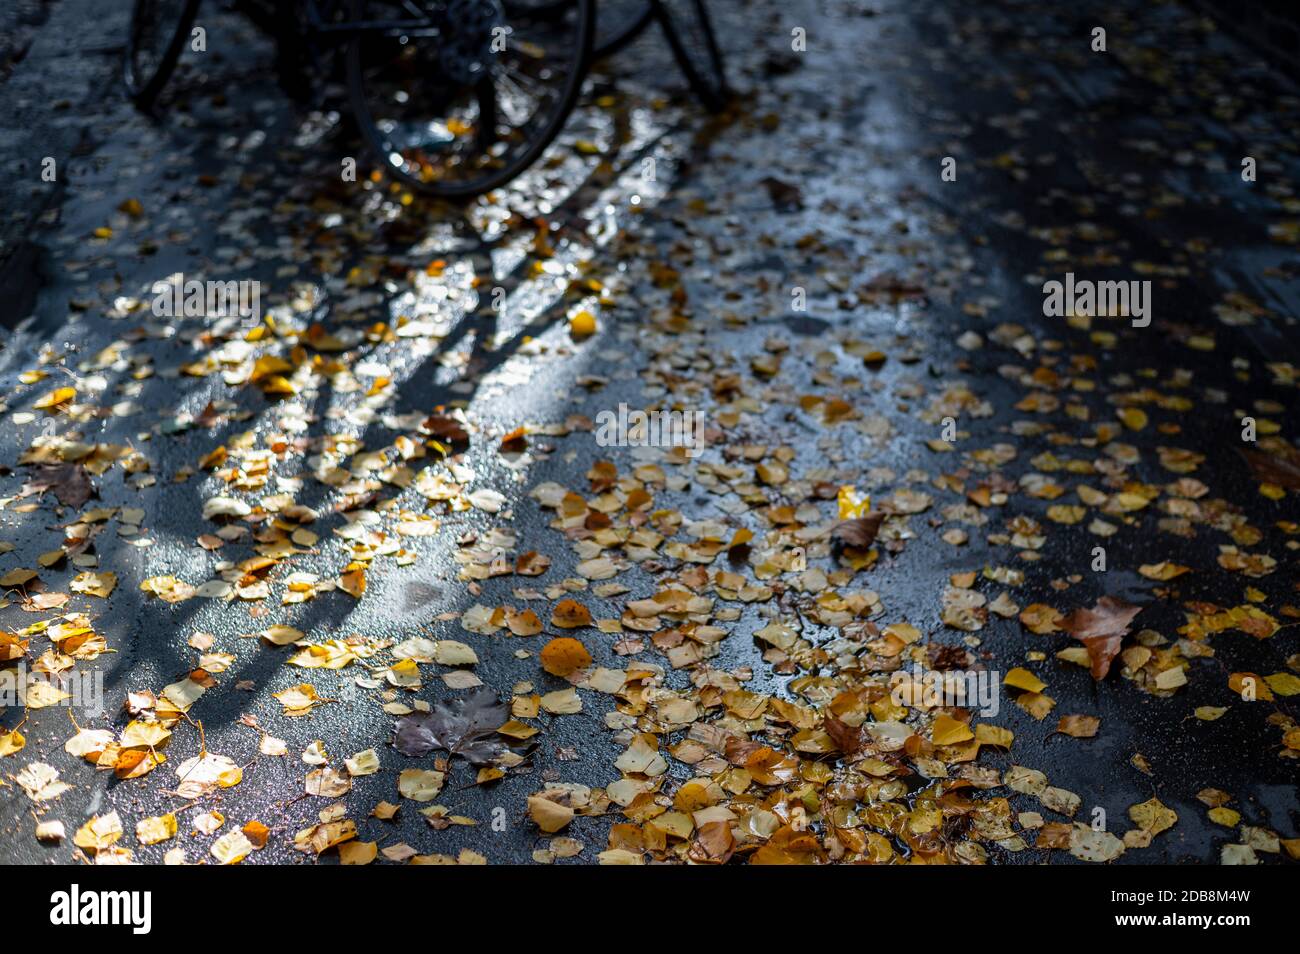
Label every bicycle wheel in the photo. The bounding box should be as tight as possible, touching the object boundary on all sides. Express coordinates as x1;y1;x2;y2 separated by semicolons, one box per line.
595;0;654;58
124;0;201;107
654;0;727;111
347;0;594;199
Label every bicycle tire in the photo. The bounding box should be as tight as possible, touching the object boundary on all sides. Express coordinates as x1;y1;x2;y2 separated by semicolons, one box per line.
124;0;202;108
654;0;727;112
594;1;654;58
346;0;595;199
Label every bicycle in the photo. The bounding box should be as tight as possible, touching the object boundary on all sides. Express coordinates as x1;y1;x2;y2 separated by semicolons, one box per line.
590;0;727;112
124;0;728;197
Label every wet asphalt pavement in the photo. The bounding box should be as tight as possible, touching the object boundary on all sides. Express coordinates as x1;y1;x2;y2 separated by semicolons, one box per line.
0;0;1297;865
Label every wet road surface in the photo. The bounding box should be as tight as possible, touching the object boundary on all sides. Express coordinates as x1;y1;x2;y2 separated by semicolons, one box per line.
0;0;1297;865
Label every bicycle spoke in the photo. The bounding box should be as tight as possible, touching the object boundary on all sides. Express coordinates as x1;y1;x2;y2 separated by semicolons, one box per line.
125;0;198;104
476;74;499;149
347;0;592;195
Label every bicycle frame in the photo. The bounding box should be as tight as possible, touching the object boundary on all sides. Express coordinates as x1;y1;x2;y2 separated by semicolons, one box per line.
304;1;450;41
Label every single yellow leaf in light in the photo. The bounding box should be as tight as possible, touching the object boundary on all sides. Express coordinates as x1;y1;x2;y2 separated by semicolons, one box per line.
1004;667;1047;694
274;683;323;715
1016;691;1056;721
136;813;178;845
497;719;539;740
70;571;117;599
74;811;124;852
211;829;254;864
837;485;870;519
120;720;171;748
34;387;76;409
25;681;71;708
932;714;974;746
345;748;381;777
260;624;304;646
569;310;597;339
0;727;25;757
339;568;366;598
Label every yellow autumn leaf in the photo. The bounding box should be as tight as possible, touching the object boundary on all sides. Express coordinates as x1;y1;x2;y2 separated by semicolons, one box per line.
136;814;178;845
1004;667;1047;693
1019;604;1063;634
340;568;366;598
70;570;117;598
258;374;297;395
120;720;172;748
1137;562;1189;581
932;714;974;746
974;724;1013;748
1207;807;1240;828
0;568;38;588
74;811;124;852
837;485;870;519
1046;505;1086;524
344;748;381;777
528;794;574;833
398;769;445;802
569;310;597;339
1016;691;1055;721
1229;672;1273;701
260;624;304;646
33;387;76;409
339;840;378;865
1056;714;1101;738
274;683;324;715
1128;797;1177;835
539;637;592;676
1265;672;1300;697
0;727;25;757
1117;407;1148;430
211;829;254;864
24;682;71;708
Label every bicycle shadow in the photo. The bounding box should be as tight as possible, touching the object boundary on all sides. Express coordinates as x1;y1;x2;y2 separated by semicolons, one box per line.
87;34;704;746
0;0;735;825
